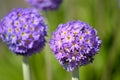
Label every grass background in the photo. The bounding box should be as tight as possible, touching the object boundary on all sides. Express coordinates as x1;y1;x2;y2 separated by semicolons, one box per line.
0;0;120;80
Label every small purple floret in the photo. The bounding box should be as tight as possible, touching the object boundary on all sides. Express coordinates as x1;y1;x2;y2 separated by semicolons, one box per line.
49;20;101;71
0;8;47;56
25;0;62;10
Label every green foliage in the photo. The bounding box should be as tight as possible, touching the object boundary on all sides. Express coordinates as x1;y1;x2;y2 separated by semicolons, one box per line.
0;0;120;80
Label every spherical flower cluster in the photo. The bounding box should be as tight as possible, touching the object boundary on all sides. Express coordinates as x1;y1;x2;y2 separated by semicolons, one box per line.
25;0;62;10
0;8;47;56
49;20;101;71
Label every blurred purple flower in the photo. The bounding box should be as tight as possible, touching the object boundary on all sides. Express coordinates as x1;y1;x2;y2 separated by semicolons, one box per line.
25;0;62;10
49;20;101;71
0;8;47;56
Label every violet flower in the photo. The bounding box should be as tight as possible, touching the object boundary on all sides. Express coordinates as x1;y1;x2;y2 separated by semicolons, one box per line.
49;20;101;71
0;8;47;56
25;0;62;10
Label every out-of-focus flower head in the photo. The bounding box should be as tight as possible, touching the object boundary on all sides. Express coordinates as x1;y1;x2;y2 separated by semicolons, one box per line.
25;0;62;11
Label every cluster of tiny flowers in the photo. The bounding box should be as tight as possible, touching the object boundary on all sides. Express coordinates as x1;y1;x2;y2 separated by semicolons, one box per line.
0;8;47;56
25;0;62;10
49;20;101;71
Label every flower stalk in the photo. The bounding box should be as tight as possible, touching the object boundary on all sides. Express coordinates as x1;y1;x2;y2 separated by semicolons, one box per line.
22;56;31;80
72;68;80;80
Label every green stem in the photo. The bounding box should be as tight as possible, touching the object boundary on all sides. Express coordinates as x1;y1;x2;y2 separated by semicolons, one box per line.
43;11;52;80
72;68;80;80
22;56;31;80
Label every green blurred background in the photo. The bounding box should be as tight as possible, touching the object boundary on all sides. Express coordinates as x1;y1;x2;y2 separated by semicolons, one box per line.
0;0;120;80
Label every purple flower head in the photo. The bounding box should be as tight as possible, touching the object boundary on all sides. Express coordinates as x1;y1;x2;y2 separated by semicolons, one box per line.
0;8;47;56
25;0;62;10
49;20;101;71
